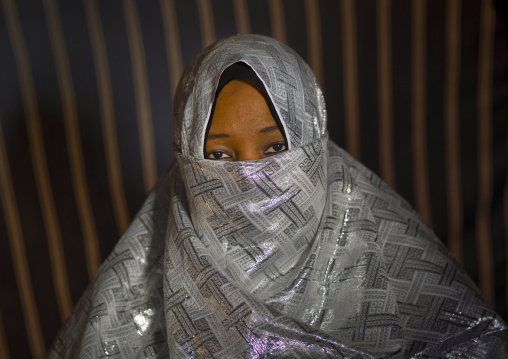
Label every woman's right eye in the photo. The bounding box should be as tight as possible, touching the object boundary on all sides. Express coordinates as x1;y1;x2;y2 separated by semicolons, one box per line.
206;151;232;160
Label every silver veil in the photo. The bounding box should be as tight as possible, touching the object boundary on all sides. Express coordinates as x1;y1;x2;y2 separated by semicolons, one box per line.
49;34;507;358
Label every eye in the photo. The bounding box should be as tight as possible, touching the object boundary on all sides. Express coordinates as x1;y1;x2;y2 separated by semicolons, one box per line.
264;143;287;154
206;151;232;160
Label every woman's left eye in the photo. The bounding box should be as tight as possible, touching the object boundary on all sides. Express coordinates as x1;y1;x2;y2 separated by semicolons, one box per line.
206;151;232;160
265;143;287;154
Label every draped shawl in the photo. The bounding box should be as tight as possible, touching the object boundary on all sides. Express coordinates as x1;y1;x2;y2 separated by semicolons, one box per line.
49;34;507;358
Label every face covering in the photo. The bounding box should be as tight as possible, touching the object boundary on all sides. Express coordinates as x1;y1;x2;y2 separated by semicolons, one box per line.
48;34;507;359
168;34;395;356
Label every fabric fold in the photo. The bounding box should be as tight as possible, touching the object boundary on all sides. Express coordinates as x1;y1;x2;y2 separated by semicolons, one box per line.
48;34;507;358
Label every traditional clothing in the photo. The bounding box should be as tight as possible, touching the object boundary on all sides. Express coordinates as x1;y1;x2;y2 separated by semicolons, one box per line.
49;34;507;358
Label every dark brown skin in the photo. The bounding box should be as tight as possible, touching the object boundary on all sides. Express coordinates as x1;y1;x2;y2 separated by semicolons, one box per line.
205;79;286;161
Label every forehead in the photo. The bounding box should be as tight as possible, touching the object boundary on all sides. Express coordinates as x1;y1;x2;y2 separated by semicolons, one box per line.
208;80;276;134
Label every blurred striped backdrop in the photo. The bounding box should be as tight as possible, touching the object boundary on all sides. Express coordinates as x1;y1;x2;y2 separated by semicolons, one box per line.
0;0;507;358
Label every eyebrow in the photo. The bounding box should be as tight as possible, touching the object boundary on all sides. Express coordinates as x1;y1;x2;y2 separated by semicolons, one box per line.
207;126;280;140
207;133;229;140
259;125;280;133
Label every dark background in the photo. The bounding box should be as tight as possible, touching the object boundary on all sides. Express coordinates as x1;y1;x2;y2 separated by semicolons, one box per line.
0;0;507;358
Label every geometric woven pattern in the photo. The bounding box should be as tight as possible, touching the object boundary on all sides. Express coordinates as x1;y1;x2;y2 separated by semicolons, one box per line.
47;35;507;358
173;34;327;157
48;171;172;358
163;139;506;358
343;148;508;357
49;140;508;358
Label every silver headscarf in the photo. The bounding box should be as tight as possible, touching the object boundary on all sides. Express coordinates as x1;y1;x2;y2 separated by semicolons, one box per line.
49;34;507;358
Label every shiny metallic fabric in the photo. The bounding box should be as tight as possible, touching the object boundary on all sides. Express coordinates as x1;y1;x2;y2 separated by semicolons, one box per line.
173;34;327;157
48;35;508;358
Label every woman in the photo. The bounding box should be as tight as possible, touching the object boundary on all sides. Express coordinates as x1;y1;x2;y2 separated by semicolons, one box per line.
49;35;507;358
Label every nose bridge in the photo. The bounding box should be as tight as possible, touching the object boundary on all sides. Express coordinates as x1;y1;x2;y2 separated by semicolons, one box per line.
236;141;264;161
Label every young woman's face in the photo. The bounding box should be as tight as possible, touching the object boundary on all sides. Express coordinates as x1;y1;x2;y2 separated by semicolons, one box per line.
205;79;287;161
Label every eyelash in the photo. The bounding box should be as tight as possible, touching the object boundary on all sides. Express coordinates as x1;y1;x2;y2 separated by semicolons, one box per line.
207;151;231;160
206;143;287;160
264;143;286;154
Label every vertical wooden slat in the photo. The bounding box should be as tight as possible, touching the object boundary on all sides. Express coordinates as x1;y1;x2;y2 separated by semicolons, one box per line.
84;0;130;235
505;108;508;317
0;308;11;359
268;0;286;44
340;0;361;159
43;0;101;279
476;0;495;305
444;0;463;263
233;0;251;35
2;0;73;321
160;0;184;97
411;0;432;226
304;0;323;89
0;122;44;359
196;0;215;48
376;0;395;189
123;0;158;192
